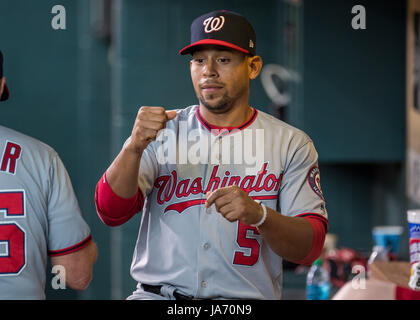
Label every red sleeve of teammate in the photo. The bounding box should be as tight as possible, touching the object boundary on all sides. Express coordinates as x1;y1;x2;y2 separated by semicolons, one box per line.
94;172;144;227
292;214;328;266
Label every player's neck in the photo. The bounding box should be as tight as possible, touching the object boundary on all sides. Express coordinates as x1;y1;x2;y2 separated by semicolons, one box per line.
198;103;253;129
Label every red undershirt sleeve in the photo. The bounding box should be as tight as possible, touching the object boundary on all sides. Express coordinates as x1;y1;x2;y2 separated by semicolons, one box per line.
94;172;144;227
292;215;327;266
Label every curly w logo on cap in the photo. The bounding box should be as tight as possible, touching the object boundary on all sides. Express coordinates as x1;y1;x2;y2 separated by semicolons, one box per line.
203;16;226;33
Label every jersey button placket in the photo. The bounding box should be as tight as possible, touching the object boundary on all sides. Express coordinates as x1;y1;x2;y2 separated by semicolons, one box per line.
209;134;222;164
216;135;222;160
196;131;219;297
195;131;209;297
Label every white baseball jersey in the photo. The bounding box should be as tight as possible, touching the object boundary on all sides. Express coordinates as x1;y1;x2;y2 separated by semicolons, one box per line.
128;105;327;300
0;125;91;299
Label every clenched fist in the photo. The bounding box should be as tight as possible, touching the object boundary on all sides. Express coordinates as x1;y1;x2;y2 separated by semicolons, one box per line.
126;106;177;153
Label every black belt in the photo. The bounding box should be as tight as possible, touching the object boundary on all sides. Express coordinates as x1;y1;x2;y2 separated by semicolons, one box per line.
142;284;194;300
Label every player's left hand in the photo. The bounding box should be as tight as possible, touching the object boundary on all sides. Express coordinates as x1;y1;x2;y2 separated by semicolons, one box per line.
205;186;263;226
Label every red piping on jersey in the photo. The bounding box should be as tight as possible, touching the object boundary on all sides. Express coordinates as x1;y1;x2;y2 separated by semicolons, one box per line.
251;195;278;201
295;212;329;232
48;234;92;257
196;105;258;135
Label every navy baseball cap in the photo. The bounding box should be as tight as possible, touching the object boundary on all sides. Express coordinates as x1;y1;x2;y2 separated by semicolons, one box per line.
179;10;256;56
0;51;10;101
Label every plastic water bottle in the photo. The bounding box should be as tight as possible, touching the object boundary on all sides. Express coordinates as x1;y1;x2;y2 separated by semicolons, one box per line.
306;259;330;300
367;245;389;265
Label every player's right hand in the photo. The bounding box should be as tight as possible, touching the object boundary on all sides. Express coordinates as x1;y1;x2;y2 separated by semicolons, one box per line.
126;106;177;153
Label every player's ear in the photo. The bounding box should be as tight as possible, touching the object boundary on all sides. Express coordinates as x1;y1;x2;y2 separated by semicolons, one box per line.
248;55;262;80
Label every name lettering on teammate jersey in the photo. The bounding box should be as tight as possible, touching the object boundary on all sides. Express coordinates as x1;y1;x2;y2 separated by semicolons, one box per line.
1;142;22;175
154;162;282;213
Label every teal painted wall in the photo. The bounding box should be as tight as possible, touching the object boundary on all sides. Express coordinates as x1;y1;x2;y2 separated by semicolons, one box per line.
300;0;407;258
302;0;406;162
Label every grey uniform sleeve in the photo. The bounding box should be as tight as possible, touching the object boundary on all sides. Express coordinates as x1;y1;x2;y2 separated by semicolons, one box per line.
279;141;327;219
47;153;91;256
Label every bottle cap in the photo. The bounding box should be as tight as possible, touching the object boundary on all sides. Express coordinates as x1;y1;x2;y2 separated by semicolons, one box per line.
313;259;322;266
408;210;420;224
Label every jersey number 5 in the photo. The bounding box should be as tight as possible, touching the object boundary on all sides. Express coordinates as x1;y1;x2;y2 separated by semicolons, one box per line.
233;221;260;266
0;190;26;276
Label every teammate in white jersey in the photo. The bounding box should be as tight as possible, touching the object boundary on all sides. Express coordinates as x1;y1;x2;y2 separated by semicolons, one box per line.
95;10;328;300
0;50;98;299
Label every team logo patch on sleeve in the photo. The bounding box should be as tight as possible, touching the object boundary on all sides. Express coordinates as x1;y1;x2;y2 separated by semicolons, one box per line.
308;166;324;201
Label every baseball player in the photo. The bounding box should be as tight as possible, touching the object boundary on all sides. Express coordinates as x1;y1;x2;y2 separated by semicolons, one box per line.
0;50;97;299
95;10;328;300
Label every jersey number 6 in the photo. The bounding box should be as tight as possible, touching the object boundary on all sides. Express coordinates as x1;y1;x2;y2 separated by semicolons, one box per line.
233;221;260;266
0;190;26;276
